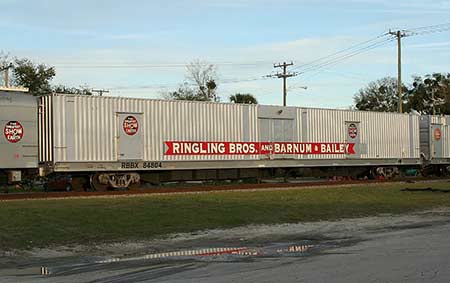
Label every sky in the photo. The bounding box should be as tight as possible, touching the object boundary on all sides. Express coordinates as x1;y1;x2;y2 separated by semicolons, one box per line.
0;0;449;108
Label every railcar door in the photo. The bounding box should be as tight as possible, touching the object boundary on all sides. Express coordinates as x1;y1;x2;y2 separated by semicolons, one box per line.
259;118;294;159
117;113;143;160
345;121;360;159
431;123;443;159
273;119;294;159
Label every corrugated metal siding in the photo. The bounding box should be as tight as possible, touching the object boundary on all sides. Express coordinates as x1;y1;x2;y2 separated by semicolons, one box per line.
297;108;420;159
49;95;259;162
38;96;53;162
41;95;421;164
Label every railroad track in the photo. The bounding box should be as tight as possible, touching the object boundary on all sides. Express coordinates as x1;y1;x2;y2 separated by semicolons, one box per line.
1;177;448;201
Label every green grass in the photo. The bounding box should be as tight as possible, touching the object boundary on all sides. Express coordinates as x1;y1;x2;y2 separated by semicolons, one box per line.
2;181;450;250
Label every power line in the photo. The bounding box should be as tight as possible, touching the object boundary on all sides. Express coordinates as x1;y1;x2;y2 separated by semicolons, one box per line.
303;39;393;72
291;33;389;72
221;76;270;84
106;75;270;91
51;36;394;93
289;22;450;78
52;61;274;69
406;23;450;35
407;22;450;30
291;39;395;83
382;23;450;38
409;27;450;36
52;23;450;95
297;38;395;75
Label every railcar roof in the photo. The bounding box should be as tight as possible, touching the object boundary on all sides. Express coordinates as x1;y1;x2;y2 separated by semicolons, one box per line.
43;92;421;116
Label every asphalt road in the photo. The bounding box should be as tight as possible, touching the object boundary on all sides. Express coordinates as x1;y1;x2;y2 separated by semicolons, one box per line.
2;213;450;283
156;224;450;283
119;222;450;283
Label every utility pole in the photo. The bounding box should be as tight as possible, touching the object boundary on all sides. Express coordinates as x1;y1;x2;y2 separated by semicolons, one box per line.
268;62;297;106
1;63;13;87
389;30;407;113
92;89;110;96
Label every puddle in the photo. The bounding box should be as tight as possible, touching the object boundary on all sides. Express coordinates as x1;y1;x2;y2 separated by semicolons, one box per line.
402;187;450;193
38;240;343;276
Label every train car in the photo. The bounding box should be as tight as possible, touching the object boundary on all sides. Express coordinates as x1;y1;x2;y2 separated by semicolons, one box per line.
0;89;38;183
37;94;422;190
419;115;450;173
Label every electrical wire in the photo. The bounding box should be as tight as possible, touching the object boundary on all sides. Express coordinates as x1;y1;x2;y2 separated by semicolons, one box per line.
291;33;390;71
406;22;450;34
296;38;395;77
409;26;450;36
290;22;450;79
54;22;450;90
53;61;273;69
221;76;270;84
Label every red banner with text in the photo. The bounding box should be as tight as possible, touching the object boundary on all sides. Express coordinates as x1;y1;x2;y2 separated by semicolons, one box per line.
164;141;355;155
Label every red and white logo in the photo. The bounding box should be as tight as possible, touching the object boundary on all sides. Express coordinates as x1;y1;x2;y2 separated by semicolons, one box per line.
348;123;358;139
123;116;139;136
434;128;441;141
4;121;24;143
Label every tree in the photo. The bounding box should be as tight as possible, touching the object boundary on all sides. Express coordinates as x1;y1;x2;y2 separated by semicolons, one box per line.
166;60;219;102
0;52;13;86
163;82;207;101
407;73;450;114
354;77;408;112
186;60;218;101
13;58;55;95
230;93;258;104
53;84;93;96
1;51;96;96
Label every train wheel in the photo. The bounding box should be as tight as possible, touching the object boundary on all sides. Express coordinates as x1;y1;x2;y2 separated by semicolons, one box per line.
90;173;109;191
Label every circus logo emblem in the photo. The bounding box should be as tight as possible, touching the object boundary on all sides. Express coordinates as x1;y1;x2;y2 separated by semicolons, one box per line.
123;116;139;136
4;121;24;143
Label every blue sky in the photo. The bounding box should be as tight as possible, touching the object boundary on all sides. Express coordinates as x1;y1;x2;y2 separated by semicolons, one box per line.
1;0;449;108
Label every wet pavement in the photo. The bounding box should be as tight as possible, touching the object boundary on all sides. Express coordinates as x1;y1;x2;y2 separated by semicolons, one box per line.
2;211;450;282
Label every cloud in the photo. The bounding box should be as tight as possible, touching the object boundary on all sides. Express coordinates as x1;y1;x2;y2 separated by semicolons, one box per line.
2;0;448;108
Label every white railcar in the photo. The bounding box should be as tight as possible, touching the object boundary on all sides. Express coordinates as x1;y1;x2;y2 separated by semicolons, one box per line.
419;115;450;169
37;94;421;189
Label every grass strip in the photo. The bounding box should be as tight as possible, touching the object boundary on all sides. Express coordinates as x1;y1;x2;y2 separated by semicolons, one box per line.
1;181;450;250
